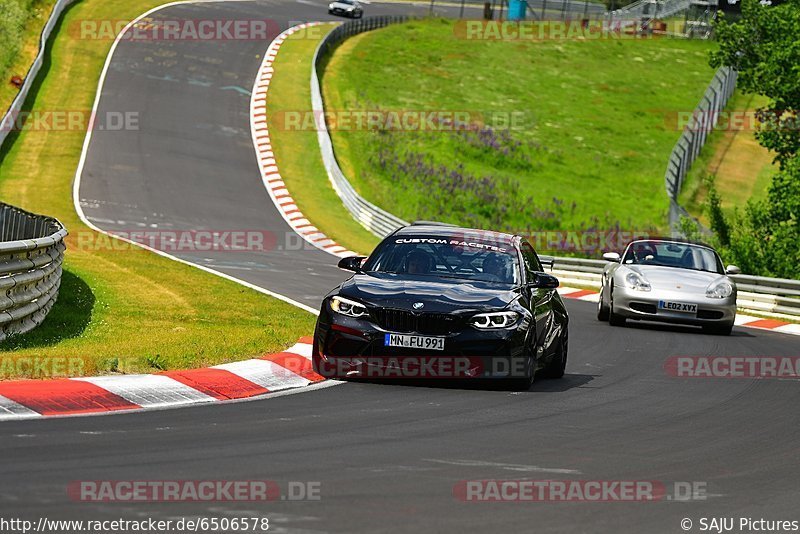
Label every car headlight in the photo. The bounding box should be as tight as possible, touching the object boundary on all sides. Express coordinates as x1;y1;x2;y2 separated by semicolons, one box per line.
706;280;733;299
625;271;651;291
470;311;519;329
347;6;354;9
329;3;334;7
330;296;368;318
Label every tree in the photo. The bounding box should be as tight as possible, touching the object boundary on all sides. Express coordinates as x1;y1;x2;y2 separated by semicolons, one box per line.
705;0;800;278
710;0;800;168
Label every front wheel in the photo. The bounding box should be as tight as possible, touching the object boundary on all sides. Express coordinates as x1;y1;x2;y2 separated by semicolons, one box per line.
608;285;626;327
507;349;535;391
540;332;567;379
597;284;610;321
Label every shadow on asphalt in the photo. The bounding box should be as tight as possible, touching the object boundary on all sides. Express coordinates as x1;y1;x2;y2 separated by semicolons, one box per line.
338;373;598;393
619;320;756;338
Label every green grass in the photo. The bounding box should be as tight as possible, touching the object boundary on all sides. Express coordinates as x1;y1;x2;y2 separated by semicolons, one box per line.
267;24;380;255
321;19;717;235
0;0;57;115
0;0;315;380
678;91;778;223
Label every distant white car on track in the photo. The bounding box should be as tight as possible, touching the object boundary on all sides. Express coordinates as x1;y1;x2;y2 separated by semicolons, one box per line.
328;0;364;18
597;238;740;335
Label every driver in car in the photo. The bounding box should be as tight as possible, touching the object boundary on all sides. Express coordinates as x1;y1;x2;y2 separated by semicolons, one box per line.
406;250;434;275
482;252;509;282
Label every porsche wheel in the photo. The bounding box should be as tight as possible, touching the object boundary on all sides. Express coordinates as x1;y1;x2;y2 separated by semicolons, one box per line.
608;285;626;327
597;284;610;321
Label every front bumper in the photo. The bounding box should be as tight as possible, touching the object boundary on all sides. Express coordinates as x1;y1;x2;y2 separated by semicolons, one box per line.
313;314;529;380
613;286;736;326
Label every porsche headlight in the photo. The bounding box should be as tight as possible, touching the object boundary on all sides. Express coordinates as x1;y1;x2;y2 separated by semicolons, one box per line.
330;296;368;318
470;311;519;329
706;280;733;299
625;272;651;291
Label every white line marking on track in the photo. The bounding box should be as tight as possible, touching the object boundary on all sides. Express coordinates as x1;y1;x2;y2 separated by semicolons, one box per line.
71;0;320;316
423;458;582;474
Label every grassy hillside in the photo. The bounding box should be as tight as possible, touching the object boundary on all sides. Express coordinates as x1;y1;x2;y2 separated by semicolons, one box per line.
678;91;778;223
322;19;717;236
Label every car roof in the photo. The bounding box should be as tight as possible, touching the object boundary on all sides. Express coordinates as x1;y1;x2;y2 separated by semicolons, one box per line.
626;237;716;250
394;223;518;245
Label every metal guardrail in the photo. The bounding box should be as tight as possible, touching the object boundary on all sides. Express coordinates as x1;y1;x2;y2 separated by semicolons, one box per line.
0;0;79;150
311;17;799;321
0;203;67;340
665;66;738;231
312;16;411;237
0;1;72;339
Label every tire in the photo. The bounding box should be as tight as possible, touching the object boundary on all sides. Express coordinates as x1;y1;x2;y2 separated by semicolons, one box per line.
703;322;733;336
597;283;610;321
540;333;567;379
608;285;626;327
356;11;363;18
507;348;536;391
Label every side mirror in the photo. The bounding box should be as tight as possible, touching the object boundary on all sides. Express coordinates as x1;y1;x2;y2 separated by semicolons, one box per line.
726;265;741;275
337;256;366;272
602;252;621;263
530;272;560;289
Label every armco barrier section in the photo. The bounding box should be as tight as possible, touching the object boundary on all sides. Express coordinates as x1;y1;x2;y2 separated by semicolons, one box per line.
0;0;80;150
0;203;67;340
311;17;799;321
665;67;738;231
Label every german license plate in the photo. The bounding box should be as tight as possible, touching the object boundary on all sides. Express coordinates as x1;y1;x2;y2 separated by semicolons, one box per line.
384;333;444;351
658;300;697;314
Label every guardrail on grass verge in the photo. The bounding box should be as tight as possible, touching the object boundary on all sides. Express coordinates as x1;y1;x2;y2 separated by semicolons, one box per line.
0;0;80;150
0;203;67;340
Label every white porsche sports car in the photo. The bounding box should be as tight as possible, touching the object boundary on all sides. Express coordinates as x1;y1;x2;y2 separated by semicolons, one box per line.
597;238;740;335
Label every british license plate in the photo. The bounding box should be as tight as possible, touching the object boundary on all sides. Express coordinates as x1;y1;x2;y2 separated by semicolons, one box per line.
384;333;444;351
658;300;697;314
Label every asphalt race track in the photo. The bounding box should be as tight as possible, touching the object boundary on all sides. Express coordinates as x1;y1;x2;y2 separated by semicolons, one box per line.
76;0;471;307
2;1;799;533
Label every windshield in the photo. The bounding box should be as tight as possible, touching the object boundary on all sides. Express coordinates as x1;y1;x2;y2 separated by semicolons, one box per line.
622;240;724;274
363;235;520;285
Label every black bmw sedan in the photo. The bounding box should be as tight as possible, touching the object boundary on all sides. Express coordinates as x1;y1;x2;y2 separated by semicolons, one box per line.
312;223;569;390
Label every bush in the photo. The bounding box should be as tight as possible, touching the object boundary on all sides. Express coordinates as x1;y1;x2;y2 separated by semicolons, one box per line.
706;0;800;278
708;157;800;278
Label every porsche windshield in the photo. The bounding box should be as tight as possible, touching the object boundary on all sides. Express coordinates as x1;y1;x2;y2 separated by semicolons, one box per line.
622;240;724;274
363;235;520;285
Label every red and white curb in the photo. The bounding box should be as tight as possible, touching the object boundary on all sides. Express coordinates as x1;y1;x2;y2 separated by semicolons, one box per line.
557;286;800;336
0;338;323;421
250;22;358;259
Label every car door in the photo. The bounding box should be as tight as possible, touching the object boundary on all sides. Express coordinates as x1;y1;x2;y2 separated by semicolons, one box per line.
520;241;557;357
